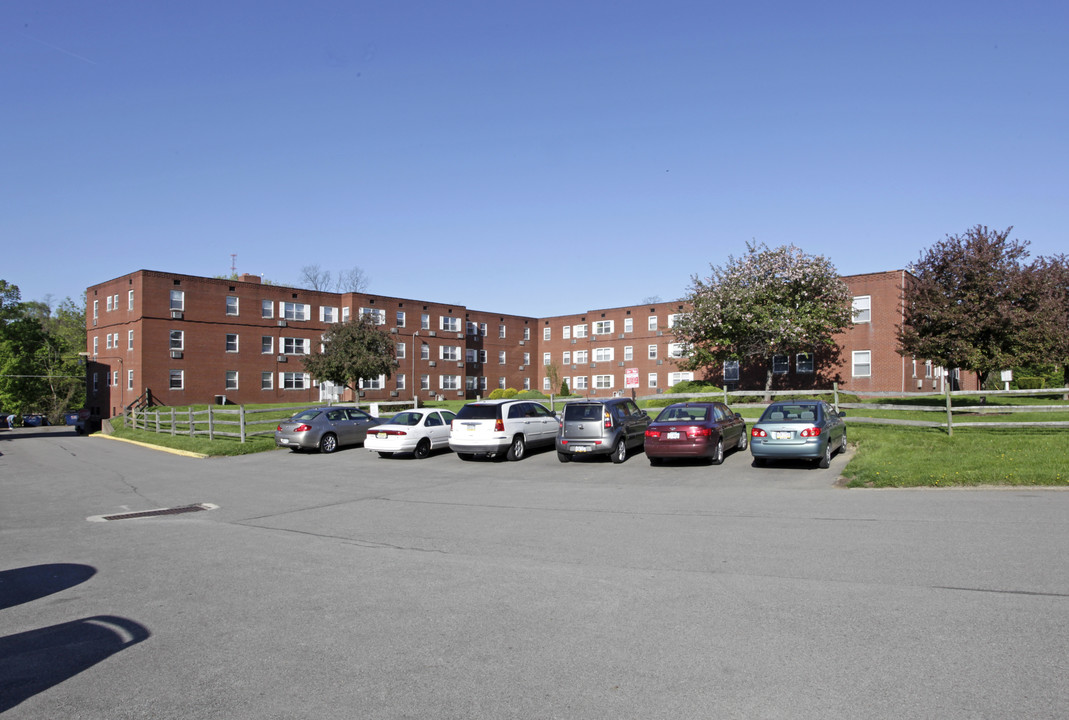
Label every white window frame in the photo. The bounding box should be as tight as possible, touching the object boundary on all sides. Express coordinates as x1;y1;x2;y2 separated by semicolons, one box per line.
667;343;686;359
563;351;571;365
128;289;134;310
226;371;239;390
396;311;406;327
593;347;614;362
281;302;310;321
281;372;310;390
321;306;339;323
772;354;789;374
543;327;551;341
573;376;588;390
623;346;633;361
648;315;658;331
226;296;239;316
225;334;239;353
440;374;460;391
724;360;740;382
262;299;274;318
648;344;657;360
262;336;273;354
852;295;871;324
261;372;274;390
543;352;551;365
127;369;134;390
440;316;460;333
421;313;430;330
852;350;872;377
594;374;613;389
594;320;613;335
397;343;406;360
648;373;658;388
169;369;184;390
128;330;134;350
574;350;588;364
562;325;571;340
574;324;588;339
796;352;815;374
282;337;311;355
170;330;184;351
440;345;460;362
170;290;184;311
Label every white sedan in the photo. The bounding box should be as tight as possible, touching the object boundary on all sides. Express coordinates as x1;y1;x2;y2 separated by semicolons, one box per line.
365;408;457;459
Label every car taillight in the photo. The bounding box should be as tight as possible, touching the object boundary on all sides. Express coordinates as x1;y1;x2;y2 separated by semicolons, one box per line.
495;418;505;432
686;426;712;438
645;429;660;438
751;428;767;437
381;430;407;436
293;424;312;433
604;411;612;429
800;426;822;438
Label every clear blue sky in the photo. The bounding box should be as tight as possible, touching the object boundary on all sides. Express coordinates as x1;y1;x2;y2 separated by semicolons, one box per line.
4;1;1067;317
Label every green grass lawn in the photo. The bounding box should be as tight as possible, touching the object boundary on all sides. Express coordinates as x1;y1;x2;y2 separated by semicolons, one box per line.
841;424;1069;487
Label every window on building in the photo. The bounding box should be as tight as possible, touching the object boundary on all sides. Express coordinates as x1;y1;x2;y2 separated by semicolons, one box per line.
226;334;238;352
648;373;658;388
543;327;551;341
523;377;530;390
667;343;686;359
261;372;273;390
440;375;460;390
226;371;238;390
543;377;551;391
479;350;487;363
466;349;478;363
466;321;478;335
93;336;99;355
93;300;99;320
170;290;184;311
321;306;338;323
543;352;551;365
925;360;933;378
498;376;507;389
648;315;658;331
282;302;310;321
421;374;430;390
479;322;487;336
852;295;871;324
421;344;430;360
282;372;309;390
852;350;872;377
594;320;613;335
523;352;530;366
498;324;506;338
262;336;273;354
106;295;113;312
128;330;134;350
574;350;588;364
667;314;681;328
397;343;406;359
421;313;430;330
624;317;633;333
440;346;460;362
170;330;183;351
479;376;487;391
341;307;350;323
797;352;814;374
92;372;98;392
105;334;112;350
562;326;571;340
360;307;386;325
441;316;460;333
169;369;184;389
594;347;614;362
772;355;788;374
574;324;588;338
262;299;273;318
127;369;134;390
226;296;239;316
128;290;134;310
648;344;657;360
396;311;406;327
668;371;694;386
573;376;588;390
282;337;310;355
724;360;740;382
360;375;385;390
466;376;477;391
396;374;406;390
594;374;613;389
623;346;633;361
113;294;118;310
523;328;530;340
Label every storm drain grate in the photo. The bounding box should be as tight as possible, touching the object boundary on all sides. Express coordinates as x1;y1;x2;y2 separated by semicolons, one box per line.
89;503;218;522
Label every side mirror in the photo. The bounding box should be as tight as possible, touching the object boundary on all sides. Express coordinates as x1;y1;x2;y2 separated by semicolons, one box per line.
838;411;847;417
735;412;743;419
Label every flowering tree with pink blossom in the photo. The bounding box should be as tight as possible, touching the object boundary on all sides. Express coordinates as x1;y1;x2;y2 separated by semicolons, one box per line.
673;242;852;395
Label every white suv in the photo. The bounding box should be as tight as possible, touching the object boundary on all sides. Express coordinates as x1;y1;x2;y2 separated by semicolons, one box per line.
449;399;558;461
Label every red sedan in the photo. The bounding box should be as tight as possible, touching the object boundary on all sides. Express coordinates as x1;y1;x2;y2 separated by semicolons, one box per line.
644;402;748;465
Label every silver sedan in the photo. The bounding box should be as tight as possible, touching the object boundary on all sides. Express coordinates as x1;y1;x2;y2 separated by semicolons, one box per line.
275;406;381;453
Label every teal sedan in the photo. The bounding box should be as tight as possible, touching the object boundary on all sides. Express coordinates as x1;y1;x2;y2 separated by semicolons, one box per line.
750;400;847;469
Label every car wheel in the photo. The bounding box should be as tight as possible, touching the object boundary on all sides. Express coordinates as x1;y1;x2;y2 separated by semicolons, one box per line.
506;435;526;461
818;441;832;469
737;430;748;451
414;439;431;460
611;439;627;464
557;452;571;463
710;438;724;465
319;433;338;454
457;452;474;461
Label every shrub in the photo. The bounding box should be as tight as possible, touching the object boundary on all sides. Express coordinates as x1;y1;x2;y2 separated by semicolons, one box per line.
488;387;519;399
668;380;721;395
560;381;570;396
1016;376;1045;390
516;389;548;399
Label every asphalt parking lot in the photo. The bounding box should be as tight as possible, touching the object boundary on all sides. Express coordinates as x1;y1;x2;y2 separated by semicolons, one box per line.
2;427;1068;719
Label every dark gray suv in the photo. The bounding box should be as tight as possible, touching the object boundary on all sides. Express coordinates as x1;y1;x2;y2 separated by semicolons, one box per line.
555;397;650;463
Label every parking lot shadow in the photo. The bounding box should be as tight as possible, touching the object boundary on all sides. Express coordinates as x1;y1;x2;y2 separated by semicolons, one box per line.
0;615;151;712
0;564;97;610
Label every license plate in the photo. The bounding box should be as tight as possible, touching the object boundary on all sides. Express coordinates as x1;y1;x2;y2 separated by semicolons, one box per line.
376;432;387;439
667;432;680;440
774;431;792;440
574;446;589;453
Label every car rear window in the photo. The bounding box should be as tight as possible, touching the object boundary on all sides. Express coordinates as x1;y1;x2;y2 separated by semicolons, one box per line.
456;404;501;421
564;404;604;421
293;410;322;421
760;404;820;422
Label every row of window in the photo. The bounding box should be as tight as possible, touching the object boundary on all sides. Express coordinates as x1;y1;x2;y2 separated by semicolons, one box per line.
93;290;135;318
540;314;684;341
541;343;687;366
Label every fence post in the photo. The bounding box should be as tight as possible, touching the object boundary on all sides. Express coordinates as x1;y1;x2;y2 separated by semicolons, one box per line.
239;405;246;443
170;408;176;437
154;411;160;434
188;408;195;438
945;386;953;436
833;382;839;412
208;405;215;441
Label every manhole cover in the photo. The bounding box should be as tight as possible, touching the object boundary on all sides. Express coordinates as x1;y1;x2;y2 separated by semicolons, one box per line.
88;503;218;522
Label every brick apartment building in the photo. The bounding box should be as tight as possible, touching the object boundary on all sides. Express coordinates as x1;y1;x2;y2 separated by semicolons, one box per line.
84;268;958;418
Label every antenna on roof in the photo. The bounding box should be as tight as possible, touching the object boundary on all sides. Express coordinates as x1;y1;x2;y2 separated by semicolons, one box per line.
230;254;237;276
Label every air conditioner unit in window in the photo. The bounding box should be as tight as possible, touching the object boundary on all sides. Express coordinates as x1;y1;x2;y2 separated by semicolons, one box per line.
428;331;437;337
456;362;463;368
456;333;463;339
170;350;183;359
429;361;436;367
277;355;288;363
277;320;287;327
171;311;183;319
519;340;525;345
390;328;397;334
618;361;625;367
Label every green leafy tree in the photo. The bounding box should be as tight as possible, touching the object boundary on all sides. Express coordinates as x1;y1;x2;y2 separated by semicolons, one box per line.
544;362;561;409
899;225;1037;388
673;242;852;396
301;317;398;394
1024;253;1069;388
